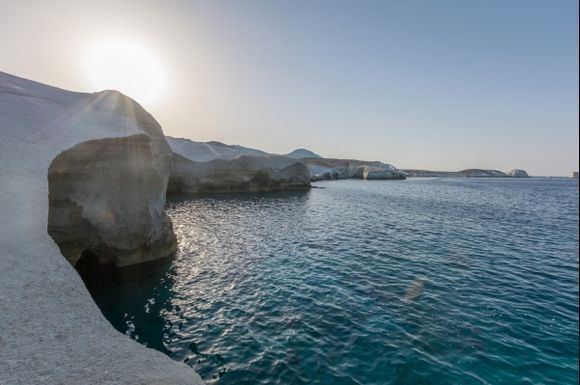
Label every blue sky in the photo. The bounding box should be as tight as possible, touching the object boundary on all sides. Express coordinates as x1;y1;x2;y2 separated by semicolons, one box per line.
1;0;578;175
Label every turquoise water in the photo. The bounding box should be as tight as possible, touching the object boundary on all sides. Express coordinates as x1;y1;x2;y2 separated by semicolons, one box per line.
86;178;579;384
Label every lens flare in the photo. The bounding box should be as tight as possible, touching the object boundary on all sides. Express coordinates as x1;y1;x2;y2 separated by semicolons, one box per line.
88;42;161;104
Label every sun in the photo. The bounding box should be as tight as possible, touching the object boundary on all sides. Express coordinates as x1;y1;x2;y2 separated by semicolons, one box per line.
88;42;162;104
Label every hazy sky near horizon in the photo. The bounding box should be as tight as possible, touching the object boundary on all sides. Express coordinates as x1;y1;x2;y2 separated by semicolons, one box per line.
1;0;578;175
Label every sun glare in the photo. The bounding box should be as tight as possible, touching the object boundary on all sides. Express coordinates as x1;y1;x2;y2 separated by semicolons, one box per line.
88;42;161;104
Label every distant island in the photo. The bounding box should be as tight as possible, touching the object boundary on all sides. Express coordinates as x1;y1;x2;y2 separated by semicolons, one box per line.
402;168;530;178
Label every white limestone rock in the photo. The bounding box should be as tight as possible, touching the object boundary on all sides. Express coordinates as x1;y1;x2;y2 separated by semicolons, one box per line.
0;71;202;384
166;136;269;162
305;158;406;181
169;153;311;194
508;169;530;178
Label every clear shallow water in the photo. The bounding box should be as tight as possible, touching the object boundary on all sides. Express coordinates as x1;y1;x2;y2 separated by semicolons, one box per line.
87;178;579;384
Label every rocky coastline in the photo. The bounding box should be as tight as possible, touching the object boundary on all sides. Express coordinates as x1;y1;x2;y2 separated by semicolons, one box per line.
0;70;538;385
166;136;407;188
0;71;203;385
168;153;312;194
0;71;407;385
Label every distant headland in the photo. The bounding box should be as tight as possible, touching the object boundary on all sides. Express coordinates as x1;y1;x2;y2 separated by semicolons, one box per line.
402;169;530;178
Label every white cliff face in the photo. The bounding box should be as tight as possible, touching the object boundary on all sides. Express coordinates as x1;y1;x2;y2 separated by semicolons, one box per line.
165;138;317;192
305;158;406;181
169;153;311;194
166;136;269;162
166;137;404;183
166;136;323;162
0;72;202;384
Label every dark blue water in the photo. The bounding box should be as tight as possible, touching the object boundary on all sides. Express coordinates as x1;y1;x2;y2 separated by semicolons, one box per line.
88;178;579;384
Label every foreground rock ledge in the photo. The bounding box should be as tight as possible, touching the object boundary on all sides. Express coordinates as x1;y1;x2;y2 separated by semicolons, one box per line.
0;71;202;384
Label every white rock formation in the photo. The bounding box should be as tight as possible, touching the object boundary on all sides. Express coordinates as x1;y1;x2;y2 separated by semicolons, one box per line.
169;153;311;194
0;72;202;384
166;138;404;182
166;136;269;162
48;132;178;267
508;169;529;178
304;158;406;181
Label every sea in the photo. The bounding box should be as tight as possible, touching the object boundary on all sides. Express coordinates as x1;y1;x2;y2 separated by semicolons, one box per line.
83;177;579;385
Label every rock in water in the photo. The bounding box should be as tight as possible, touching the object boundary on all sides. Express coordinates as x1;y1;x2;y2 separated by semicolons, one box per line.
403;276;426;303
48;135;177;267
508;169;529;178
304;158;406;181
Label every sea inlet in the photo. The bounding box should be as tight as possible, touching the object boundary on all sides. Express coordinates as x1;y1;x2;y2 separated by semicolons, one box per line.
79;178;579;385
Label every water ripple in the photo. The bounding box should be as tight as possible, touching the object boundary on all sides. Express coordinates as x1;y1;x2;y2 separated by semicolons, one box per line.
90;178;578;384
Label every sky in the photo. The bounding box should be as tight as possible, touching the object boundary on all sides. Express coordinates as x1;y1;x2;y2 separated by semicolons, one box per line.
1;0;578;176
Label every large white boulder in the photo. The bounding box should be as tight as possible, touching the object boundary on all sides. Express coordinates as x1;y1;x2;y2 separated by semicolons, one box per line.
0;72;202;384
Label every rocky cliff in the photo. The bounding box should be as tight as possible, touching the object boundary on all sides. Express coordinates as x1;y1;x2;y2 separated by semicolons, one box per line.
168;153;311;194
304;158;406;181
166;137;405;185
0;71;202;384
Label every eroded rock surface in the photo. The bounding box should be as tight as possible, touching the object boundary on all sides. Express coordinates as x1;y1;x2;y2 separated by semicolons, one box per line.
304;158;406;181
169;153;311;194
166;136;404;183
48;135;176;267
0;71;202;384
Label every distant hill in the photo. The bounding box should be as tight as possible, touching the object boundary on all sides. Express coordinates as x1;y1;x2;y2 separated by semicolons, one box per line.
165;136;269;162
166;137;322;162
402;169;529;178
284;148;322;159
